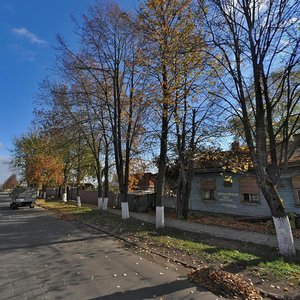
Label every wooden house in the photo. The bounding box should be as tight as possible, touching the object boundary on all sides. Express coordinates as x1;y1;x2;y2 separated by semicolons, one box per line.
165;147;300;217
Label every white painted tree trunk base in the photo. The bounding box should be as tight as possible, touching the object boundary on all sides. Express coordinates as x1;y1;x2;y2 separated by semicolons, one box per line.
62;192;67;203
273;216;295;256
103;197;108;210
98;197;103;210
43;192;46;199
77;196;81;208
156;206;165;229
121;202;130;219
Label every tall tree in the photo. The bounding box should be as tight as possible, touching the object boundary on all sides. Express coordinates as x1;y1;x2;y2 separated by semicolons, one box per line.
201;0;300;255
168;4;222;219
56;2;149;218
35;80;97;202
138;0;205;227
48;81;105;204
11;132;64;190
2;174;17;190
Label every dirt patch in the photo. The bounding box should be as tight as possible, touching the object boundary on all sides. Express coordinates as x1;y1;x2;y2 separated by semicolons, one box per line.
158;210;300;238
185;213;300;239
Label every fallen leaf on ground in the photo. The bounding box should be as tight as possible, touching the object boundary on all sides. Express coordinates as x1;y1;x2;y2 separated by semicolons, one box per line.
188;267;262;300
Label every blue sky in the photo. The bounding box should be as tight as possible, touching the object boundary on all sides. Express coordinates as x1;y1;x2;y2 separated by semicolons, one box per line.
0;0;138;183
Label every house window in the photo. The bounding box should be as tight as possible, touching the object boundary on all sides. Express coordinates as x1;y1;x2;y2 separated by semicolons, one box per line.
296;190;300;205
292;176;300;206
239;176;260;204
203;190;215;200
201;178;216;201
242;193;259;203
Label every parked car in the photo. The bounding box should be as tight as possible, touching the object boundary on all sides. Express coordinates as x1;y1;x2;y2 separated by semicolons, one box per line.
10;187;37;210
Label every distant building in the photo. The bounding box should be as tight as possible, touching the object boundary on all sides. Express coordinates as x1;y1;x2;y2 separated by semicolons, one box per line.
131;172;156;194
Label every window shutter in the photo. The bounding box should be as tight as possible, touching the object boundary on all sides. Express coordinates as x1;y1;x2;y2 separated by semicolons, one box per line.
239;177;259;194
292;176;300;205
292;176;300;189
201;178;216;190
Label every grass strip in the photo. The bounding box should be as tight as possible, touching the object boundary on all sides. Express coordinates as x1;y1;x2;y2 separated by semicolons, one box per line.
37;199;300;286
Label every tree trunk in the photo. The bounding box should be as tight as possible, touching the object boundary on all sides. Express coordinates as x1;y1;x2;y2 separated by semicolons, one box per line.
96;167;102;199
120;186;130;219
176;174;183;218
77;195;81;208
182;170;193;219
58;186;62;198
156;103;168;228
96;166;103;210
176;168;192;220
62;185;67;203
104;144;109;198
156;156;166;207
273;216;295;256
156;115;167;227
76;181;81;207
121;202;129;219
155;56;169;228
76;133;82;201
156;206;164;229
259;180;295;256
97;197;103;210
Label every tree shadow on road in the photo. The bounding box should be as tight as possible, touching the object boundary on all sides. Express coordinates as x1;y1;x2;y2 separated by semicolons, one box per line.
89;279;210;300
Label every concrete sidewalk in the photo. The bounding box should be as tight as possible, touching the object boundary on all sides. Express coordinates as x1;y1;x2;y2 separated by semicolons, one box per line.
110;209;300;251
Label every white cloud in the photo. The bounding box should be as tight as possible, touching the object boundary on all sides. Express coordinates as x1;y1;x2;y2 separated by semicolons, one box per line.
12;27;47;45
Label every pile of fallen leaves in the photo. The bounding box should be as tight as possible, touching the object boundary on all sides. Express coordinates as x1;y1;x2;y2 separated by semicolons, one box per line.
189;215;275;234
188;267;262;300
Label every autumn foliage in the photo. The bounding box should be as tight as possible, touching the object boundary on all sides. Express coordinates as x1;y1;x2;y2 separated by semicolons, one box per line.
2;174;17;190
26;153;64;188
11;133;65;189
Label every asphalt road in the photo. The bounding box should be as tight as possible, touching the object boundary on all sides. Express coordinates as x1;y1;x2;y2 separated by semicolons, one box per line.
0;192;218;300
